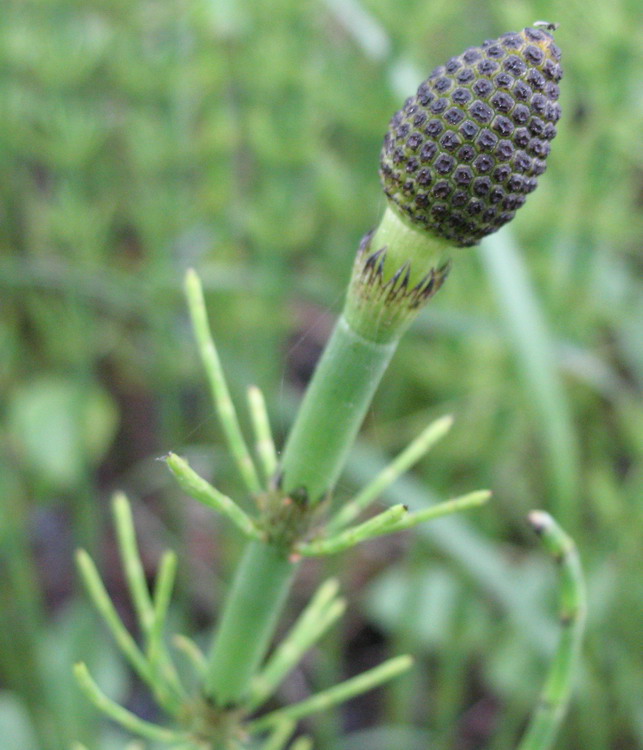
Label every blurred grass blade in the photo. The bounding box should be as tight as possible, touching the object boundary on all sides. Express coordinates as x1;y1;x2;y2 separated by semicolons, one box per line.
480;230;580;524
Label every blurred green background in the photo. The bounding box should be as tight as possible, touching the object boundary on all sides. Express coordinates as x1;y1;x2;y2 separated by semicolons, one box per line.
1;0;641;748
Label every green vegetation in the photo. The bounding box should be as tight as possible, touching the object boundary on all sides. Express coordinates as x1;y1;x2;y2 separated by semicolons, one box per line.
1;1;641;749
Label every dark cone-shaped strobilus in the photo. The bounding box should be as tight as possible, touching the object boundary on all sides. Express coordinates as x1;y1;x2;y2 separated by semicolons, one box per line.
380;26;563;247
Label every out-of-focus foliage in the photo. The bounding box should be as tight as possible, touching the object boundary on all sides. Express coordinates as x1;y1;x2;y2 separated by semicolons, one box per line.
0;0;641;749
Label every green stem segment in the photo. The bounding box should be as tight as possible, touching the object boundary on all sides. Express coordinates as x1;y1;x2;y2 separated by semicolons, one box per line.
205;316;397;707
205;541;295;705
280;315;398;502
518;511;586;750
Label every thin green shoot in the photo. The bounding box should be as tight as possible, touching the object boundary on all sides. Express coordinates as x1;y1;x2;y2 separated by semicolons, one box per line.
249;579;346;710
166;452;262;540
248;655;413;732
247;384;279;482
112;492;154;635
518;511;586;750
75;550;181;715
299;504;408;556
261;720;296;750
172;634;207;679
289;738;313;750
147;551;186;700
327;414;453;532
184;268;262;495
385;490;491;533
73;663;189;744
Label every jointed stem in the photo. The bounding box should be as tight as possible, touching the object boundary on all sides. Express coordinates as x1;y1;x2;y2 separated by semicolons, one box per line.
518;511;586;750
205;310;401;706
188;209;460;712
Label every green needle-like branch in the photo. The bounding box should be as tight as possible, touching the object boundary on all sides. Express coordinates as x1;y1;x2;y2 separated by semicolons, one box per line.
149;551;177;663
184;268;262;496
518;511;586;750
73;663;190;744
112;494;185;700
112;492;154;634
249;579;346;710
261;720;296;750
248;385;279;482
327;414;454;532
147;551;186;700
172;634;207;680
75;550;181;715
298;504;408;556
249;655;413;732
385;489;491;533
166;452;262;540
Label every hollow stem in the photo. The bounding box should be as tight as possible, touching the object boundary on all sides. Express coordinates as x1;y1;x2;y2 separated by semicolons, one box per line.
204;316;401;706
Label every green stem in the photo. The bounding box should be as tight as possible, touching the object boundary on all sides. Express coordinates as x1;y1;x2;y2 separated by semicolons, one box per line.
518;511;586;750
205;315;397;707
202;211;449;709
205;541;296;705
280;315;398;502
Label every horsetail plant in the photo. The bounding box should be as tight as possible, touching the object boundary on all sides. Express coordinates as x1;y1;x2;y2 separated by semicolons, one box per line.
75;23;585;750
